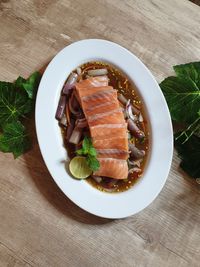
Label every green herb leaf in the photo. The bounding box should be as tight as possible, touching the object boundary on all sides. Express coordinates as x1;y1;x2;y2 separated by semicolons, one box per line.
76;136;100;171
77;137;96;156
0;81;32;127
86;155;100;171
0;121;31;158
174;132;200;178
82;136;92;153
76;149;84;155
15;72;41;99
88;147;97;156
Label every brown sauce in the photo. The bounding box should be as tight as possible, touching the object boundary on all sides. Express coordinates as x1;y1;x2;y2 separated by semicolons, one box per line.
61;61;149;193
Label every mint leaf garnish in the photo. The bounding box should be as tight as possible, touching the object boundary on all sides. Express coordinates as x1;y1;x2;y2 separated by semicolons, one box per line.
76;136;100;171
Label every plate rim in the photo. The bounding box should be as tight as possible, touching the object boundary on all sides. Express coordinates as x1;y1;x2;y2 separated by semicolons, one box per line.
35;39;173;219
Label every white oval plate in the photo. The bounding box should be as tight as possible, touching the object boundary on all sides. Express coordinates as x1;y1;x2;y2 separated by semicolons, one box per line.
36;39;173;219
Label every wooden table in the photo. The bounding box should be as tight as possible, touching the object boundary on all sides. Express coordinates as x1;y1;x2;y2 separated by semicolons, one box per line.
0;1;200;266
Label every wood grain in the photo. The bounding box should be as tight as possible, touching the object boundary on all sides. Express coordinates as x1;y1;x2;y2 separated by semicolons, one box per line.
0;0;200;266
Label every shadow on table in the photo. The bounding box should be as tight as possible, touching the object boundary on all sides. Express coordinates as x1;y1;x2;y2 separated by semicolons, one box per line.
23;117;113;225
181;168;199;191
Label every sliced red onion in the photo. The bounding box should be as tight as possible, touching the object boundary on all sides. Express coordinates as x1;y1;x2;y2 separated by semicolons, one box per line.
131;105;140;115
76;112;85;119
62;72;78;95
118;94;140;115
92;176;102;183
126;99;131;107
126;99;137;122
128;159;135;166
87;68;108;76
66;119;75;141
129;167;141;173
69;94;80;115
55;95;66;120
76;118;88;128
76;67;82;75
127;118;145;139
129;143;145;159
138;113;144;122
69;127;82;144
60;114;67;127
118;93;128;106
135;159;143;167
128;159;142;167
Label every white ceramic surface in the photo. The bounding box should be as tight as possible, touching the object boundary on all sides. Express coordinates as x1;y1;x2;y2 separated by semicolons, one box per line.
35;39;173;219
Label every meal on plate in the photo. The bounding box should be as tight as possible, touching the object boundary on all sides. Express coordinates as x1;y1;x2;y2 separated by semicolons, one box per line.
55;61;149;192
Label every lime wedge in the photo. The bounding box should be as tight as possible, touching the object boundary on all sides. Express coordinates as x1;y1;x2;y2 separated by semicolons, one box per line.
69;156;92;179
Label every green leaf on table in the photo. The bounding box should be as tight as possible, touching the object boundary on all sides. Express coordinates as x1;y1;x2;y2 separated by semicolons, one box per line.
15;76;26;88
174;62;200;89
0;121;31;158
175;115;200;143
0;81;32;127
0;71;41;158
160;61;200;180
160;75;200;124
174;132;200;178
15;71;41;99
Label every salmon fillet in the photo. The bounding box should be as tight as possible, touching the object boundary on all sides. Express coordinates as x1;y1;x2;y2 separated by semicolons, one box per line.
75;76;129;179
93;158;128;179
90;124;127;140
76;76;108;90
93;137;128;150
77;86;113;98
76;76;109;104
97;149;129;160
81;90;118;110
85;101;119;116
88;108;125;126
